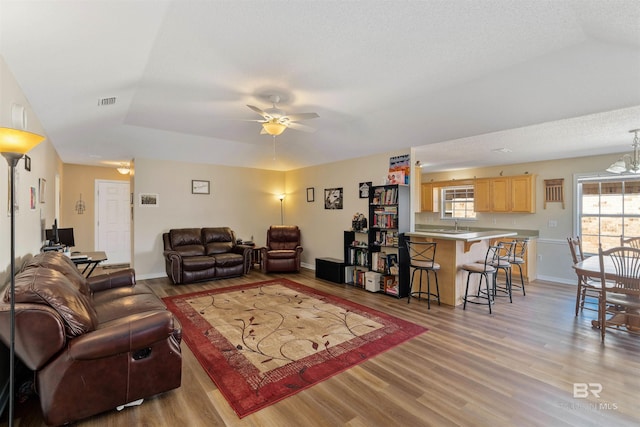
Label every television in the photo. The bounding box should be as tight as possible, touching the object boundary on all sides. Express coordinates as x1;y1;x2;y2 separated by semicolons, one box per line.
45;227;75;248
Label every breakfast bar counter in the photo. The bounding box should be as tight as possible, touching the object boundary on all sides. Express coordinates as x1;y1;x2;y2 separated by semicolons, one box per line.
405;230;517;306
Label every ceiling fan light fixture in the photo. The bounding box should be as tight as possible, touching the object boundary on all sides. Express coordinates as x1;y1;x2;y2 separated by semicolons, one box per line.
262;119;287;136
116;163;131;175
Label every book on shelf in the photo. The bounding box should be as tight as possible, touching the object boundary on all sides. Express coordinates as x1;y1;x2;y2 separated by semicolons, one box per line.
386;253;399;275
373;230;399;246
348;247;368;267
387;171;405;185
372;206;398;229
383;275;399;295
344;265;355;284
372;251;388;273
371;187;398;205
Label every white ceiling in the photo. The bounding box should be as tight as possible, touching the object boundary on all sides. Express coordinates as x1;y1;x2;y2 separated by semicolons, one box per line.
1;0;639;172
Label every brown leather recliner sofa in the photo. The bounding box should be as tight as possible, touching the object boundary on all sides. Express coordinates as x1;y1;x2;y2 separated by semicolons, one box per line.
261;225;303;273
0;251;182;426
163;227;251;285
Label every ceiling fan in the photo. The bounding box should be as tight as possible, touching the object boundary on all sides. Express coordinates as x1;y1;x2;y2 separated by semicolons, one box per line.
246;95;319;136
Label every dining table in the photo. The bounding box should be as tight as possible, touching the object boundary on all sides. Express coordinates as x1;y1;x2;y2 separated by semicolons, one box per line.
573;254;640;331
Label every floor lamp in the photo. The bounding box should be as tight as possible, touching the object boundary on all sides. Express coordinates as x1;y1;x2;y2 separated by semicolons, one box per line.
0;127;45;427
278;194;285;225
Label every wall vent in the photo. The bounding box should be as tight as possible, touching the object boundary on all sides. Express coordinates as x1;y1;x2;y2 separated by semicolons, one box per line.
98;97;116;106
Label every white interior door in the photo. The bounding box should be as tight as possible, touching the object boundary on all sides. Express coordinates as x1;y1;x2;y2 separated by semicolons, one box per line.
96;180;130;265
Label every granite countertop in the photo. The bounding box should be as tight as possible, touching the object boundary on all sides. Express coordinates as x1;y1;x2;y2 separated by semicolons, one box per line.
406;230;518;242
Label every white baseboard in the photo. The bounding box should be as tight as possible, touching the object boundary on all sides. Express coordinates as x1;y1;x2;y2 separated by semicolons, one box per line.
535;274;575;285
137;272;166;280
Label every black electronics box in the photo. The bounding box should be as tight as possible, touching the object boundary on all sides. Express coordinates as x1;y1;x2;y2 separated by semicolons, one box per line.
315;257;345;284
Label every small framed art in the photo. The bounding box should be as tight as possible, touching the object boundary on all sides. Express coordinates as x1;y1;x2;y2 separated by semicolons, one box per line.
139;193;159;207
324;187;343;209
307;187;315;202
359;182;372;198
192;180;210;194
39;178;46;203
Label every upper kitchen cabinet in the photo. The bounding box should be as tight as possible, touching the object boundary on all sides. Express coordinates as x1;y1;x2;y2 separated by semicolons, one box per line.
474;174;536;213
420;182;439;212
510;175;536;213
490;177;510;212
474;178;491;212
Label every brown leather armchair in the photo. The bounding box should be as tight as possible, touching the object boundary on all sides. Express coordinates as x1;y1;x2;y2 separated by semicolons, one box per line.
0;252;182;426
261;225;303;273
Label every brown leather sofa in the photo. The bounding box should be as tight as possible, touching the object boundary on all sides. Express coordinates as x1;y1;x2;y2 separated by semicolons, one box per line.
261;225;303;273
163;227;251;285
0;251;182;426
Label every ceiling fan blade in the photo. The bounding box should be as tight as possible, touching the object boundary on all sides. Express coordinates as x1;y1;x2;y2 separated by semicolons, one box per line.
247;104;271;119
285;112;319;121
287;122;316;133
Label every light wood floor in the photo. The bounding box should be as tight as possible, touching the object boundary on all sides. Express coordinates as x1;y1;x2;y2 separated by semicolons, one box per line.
6;268;640;427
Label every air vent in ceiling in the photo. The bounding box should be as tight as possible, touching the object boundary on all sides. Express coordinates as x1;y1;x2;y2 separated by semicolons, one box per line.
98;97;116;106
491;147;512;153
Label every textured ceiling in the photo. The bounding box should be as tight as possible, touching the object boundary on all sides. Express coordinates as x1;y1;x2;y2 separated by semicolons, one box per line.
1;0;639;172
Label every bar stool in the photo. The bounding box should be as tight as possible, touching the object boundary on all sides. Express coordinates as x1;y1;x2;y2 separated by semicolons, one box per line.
405;241;440;309
506;238;528;296
491;242;513;303
462;245;501;313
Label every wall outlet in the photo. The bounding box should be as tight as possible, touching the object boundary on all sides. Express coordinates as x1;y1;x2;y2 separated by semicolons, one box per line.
538;254;543;261
548;220;558;228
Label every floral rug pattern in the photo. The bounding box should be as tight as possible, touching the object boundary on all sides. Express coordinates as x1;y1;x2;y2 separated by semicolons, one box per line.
164;279;427;417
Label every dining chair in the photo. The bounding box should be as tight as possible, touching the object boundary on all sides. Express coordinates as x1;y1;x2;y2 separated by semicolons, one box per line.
405;240;440;309
567;236;601;315
620;236;640;249
597;245;640;341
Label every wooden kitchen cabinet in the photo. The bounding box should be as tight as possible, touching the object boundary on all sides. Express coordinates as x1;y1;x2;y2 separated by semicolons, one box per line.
474;178;491;212
510;174;536;213
490;177;510;212
421;183;440;212
473;174;536;213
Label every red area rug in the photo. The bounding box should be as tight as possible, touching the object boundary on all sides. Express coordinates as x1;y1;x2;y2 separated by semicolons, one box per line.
163;278;427;417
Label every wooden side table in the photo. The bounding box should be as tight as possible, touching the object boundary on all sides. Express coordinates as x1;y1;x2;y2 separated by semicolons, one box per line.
240;243;263;269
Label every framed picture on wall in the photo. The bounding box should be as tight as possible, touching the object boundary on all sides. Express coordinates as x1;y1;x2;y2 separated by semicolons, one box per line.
30;186;37;210
192;180;210;194
324;187;343;209
39;178;46;203
139;193;159;207
359;182;372;198
307;187;315;202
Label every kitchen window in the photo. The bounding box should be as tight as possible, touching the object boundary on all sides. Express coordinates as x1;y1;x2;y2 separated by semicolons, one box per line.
441;185;476;220
577;176;640;254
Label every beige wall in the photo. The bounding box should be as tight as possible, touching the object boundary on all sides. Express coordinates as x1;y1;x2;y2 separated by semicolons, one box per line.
130;149;412;279
132;157;285;279
60;164;130;252
0;56;61;285
285;149;412;270
419;154;623;283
